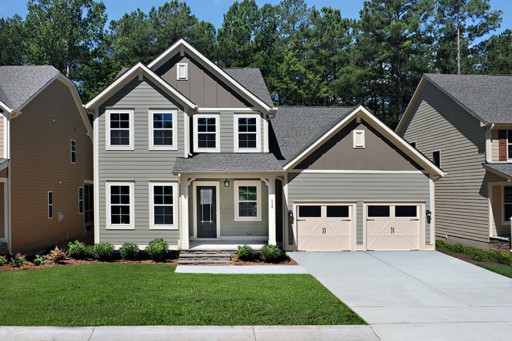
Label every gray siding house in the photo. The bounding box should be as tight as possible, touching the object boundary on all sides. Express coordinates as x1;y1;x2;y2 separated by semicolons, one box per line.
86;40;443;252
397;74;512;250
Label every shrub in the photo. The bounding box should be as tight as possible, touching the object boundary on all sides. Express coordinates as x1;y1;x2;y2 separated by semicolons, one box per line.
260;245;283;263
84;245;95;258
33;255;45;266
68;240;87;259
146;238;168;262
12;252;25;267
120;242;140;260
237;245;254;261
495;251;512;266
45;247;67;264
0;255;7;266
93;243;115;261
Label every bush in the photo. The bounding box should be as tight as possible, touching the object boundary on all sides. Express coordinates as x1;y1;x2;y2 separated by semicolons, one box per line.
436;239;512;265
495;251;512;266
68;240;87;259
84;245;95;258
12;252;25;267
260;245;283;263
146;238;168;262
120;242;140;260
45;247;67;264
0;255;7;266
33;255;45;266
237;245;254;261
93;243;115;261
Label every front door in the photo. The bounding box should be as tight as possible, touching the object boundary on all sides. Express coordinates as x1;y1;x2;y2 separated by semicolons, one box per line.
197;186;217;238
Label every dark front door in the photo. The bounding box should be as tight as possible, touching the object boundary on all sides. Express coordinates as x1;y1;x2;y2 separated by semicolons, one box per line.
197;186;217;238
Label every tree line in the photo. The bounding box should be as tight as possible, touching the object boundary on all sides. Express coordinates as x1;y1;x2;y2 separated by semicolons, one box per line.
1;0;510;126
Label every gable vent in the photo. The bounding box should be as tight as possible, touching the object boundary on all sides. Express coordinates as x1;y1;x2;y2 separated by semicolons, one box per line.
353;130;365;149
177;63;188;80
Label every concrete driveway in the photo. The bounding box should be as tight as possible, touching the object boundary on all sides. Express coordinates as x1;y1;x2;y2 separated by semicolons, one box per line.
290;251;512;341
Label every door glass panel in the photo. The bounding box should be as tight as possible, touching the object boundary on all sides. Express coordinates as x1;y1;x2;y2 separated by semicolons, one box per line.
299;206;321;217
327;206;349;217
199;188;213;223
395;206;417;217
368;206;390;217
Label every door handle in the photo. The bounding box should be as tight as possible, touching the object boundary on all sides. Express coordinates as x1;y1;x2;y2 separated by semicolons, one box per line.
391;227;395;234
322;227;326;234
297;219;306;221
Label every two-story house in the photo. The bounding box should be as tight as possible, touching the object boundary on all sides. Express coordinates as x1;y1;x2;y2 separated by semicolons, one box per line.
397;74;512;250
0;66;93;254
86;40;443;252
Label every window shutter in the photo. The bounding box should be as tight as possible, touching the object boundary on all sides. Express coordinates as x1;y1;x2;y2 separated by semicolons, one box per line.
499;130;507;161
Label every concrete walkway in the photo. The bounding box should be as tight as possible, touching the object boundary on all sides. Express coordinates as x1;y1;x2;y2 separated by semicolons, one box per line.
290;251;512;341
175;265;307;274
0;326;379;341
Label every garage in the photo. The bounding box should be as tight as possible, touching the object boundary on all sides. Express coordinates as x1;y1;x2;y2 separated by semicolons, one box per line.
366;204;420;250
297;204;353;251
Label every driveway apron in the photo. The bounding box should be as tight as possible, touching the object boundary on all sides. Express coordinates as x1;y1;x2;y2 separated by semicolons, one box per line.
290;251;512;341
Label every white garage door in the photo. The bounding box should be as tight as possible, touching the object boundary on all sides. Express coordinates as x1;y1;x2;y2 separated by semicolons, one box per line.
297;205;352;251
366;204;420;250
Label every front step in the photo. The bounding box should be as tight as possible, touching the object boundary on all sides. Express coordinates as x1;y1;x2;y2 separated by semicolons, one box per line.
178;250;232;265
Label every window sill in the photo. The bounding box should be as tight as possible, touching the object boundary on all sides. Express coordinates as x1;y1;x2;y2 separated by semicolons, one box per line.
106;146;134;151
149;226;179;230
234;217;262;222
149;146;178;151
106;226;135;230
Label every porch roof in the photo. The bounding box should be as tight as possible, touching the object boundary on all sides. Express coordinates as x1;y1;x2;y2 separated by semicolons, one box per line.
484;163;512;180
172;153;283;173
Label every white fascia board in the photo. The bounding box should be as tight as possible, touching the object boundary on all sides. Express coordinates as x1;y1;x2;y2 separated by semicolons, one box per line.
0;100;13;114
85;62;197;112
148;39;274;114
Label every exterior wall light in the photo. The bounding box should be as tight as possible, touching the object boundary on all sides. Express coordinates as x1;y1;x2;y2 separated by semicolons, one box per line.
224;179;230;187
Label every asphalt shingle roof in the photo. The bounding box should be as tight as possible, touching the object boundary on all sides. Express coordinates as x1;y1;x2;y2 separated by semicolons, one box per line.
173;153;283;173
270;106;356;164
483;163;512;179
223;68;274;107
425;74;512;124
0;66;60;110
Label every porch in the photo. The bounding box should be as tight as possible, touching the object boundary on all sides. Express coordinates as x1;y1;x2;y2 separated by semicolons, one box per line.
188;239;267;251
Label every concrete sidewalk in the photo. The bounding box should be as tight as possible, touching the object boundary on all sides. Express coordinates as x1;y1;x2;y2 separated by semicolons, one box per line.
175;265;307;274
0;326;380;341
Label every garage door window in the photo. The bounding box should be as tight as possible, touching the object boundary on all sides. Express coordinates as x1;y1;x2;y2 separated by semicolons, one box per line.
395;206;417;217
368;205;390;217
299;206;321;217
327;206;349;217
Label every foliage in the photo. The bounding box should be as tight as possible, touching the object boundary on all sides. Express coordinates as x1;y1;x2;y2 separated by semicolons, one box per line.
237;245;254;261
93;243;115;262
436;240;512;266
85;245;95;258
119;242;140;260
45;247;67;264
0;255;8;266
146;238;168;262
67;240;87;259
12;253;26;267
33;255;46;266
260;245;283;263
478;263;512;279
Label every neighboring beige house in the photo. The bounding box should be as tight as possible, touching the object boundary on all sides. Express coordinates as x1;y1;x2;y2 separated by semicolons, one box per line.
0;66;93;254
397;74;512;250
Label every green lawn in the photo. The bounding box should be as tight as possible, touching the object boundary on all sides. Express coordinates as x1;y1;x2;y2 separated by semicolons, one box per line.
478;263;512;279
0;264;365;326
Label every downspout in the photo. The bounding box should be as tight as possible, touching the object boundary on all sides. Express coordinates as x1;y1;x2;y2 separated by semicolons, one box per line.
6;114;12;254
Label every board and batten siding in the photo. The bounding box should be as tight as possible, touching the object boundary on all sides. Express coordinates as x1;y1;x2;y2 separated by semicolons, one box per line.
98;77;184;246
400;82;491;246
287;172;431;246
10;80;93;251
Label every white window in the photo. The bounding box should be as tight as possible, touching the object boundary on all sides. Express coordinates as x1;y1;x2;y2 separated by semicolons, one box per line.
78;187;84;214
177;63;188;80
353;129;365;148
48;191;53;219
234;181;261;221
106;182;134;229
106;110;134;150
70;139;76;163
234;114;261;152
149;183;178;229
149;110;177;150
193;114;220;152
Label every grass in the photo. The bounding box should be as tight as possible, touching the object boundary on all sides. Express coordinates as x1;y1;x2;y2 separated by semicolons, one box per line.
0;264;365;326
478;263;512;279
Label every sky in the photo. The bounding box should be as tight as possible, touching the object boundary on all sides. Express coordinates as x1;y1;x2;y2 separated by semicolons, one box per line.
1;0;511;40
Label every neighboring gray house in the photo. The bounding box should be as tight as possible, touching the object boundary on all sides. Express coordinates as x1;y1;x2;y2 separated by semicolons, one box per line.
397;74;512;250
85;40;443;252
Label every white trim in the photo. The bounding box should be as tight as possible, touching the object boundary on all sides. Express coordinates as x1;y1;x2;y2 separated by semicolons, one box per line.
183;112;189;158
263;114;269;153
70;139;77;164
234;180;262;222
429;177;435;245
48;191;53;219
93;109;100;243
106;182;135;230
485;126;492;163
176;63;188;80
105;110;134;151
288;169;425;174
149;182;178;230
85;63;196;112
0;178;8;244
147;39;275;114
233;114;261;153
192;181;220;238
148;110;178;151
0;100;13;114
78;187;84;214
197;107;259;113
353;129;365;148
2;115;8;159
193;114;220;153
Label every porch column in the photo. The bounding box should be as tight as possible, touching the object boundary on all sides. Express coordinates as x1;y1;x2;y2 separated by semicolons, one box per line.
180;177;190;250
267;177;276;246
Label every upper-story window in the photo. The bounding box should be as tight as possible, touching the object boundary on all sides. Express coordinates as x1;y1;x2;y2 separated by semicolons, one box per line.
70;139;76;163
106;110;134;150
234;114;261;152
149;110;177;150
193;114;220;153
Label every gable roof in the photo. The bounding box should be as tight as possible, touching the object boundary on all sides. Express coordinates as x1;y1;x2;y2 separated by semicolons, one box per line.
483;163;512;180
148;39;277;114
397;74;512;132
223;68;274;108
